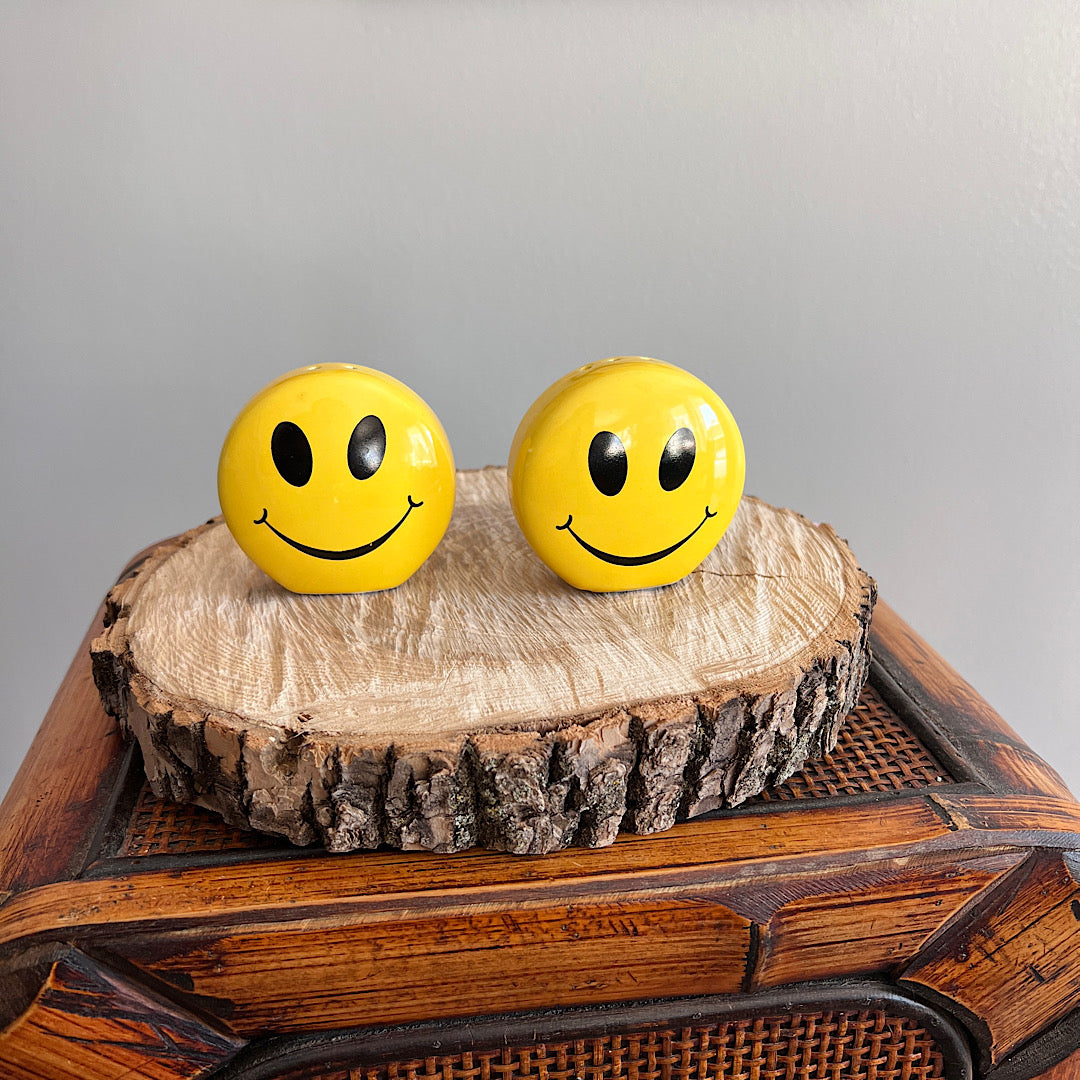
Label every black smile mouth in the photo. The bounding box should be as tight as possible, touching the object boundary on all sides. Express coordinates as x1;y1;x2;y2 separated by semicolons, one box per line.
254;496;422;560
555;507;717;567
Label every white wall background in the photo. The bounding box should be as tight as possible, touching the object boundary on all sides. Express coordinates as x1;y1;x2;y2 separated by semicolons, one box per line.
2;1;1078;805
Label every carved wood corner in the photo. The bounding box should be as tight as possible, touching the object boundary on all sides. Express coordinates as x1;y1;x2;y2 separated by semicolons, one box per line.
0;948;244;1080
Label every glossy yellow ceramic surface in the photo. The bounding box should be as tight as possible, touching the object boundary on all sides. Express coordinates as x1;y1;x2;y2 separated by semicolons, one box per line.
218;364;455;594
508;357;745;592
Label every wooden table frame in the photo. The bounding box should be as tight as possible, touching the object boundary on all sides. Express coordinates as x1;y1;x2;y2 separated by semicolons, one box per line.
1;598;1078;1080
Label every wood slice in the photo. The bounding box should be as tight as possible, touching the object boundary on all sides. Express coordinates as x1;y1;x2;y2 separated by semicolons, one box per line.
91;467;876;855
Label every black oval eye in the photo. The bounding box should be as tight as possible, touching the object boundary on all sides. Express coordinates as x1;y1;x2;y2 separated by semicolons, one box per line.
271;421;313;486
588;431;627;496
659;427;695;491
348;414;386;480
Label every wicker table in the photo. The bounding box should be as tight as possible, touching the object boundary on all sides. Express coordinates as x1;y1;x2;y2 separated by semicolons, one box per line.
1;598;1078;1080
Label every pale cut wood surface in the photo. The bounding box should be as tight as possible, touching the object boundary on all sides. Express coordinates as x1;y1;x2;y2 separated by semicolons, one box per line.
123;469;855;733
92;467;875;854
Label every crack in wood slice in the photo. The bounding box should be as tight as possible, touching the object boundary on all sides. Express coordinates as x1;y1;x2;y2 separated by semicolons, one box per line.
91;467;876;854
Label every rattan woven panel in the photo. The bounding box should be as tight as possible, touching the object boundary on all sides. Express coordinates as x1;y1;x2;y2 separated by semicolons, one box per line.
271;1011;946;1080
751;684;950;803
120;787;286;856
117;684;953;858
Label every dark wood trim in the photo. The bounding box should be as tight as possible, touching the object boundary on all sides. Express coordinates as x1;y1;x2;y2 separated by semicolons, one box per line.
903;851;1080;1067
80;739;150;870
866;656;983;787
0;799;988;958
211;980;974;1080
868;603;1025;742
985;1009;1080;1080
868;604;1073;800
0;609;129;897
0;941;70;1032
0;540;166;899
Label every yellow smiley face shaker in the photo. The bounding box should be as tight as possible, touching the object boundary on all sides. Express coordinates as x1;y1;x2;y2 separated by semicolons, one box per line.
218;364;455;594
508;357;745;592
